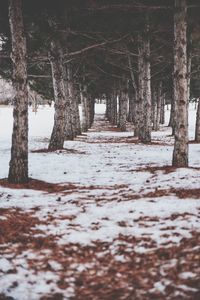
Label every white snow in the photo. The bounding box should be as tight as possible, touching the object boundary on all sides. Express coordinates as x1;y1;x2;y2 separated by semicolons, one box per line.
0;103;200;299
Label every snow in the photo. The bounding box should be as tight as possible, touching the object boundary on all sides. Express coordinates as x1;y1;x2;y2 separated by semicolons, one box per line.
0;103;200;299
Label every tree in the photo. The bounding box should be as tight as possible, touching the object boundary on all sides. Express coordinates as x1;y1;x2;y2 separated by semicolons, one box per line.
8;0;29;183
172;0;188;167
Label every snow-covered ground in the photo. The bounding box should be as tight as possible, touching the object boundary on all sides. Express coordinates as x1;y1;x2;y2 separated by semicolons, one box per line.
0;104;200;300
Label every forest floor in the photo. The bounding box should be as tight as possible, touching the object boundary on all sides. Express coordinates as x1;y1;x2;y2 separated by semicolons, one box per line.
0;105;200;300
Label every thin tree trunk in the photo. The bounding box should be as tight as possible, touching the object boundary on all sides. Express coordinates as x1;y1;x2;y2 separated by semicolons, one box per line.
110;89;118;125
141;14;152;143
152;87;158;131
48;38;66;150
106;96;111;121
66;63;76;140
73;83;81;135
80;83;89;132
137;34;144;139
195;99;200;142
172;0;188;167
127;87;135;123
155;81;162;130
8;0;29;183
160;92;165;125
168;95;175;135
118;79;128;131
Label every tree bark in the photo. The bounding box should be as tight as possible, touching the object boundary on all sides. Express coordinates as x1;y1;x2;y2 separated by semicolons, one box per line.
155;81;162;131
195;99;200;142
8;0;29;183
48;38;66;150
66;63;77;140
141;14;152;143
118;79;128;131
172;0;188;167
80;83;89;132
137;34;145;139
152;87;158;131
73;83;82;136
160;92;165;125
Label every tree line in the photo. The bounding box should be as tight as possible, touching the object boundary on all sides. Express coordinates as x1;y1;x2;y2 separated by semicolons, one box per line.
0;0;200;183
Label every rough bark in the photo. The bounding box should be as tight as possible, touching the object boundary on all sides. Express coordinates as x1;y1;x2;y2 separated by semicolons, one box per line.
140;14;152;143
195;99;200;142
48;38;66;150
172;0;188;167
152;87;158;131
154;81;162;131
168;95;175;135
88;96;95;127
73;83;82;136
8;0;29;183
160;92;165;125
127;54;138;125
127;87;135;123
80;83;89;132
110;91;118;125
118;79;128;131
66;63;77;140
137;34;145;139
106;96;111;121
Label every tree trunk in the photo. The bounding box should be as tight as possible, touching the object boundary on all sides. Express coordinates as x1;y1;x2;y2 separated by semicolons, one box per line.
172;0;188;167
88;96;95;127
106;96;111;121
155;81;162;131
137;34;144;139
66;63;77;140
73;83;81;136
152;87;158;131
160;92;165;125
127;87;135;123
48;38;66;150
8;0;29;183
80;84;89;132
141;14;152;143
118;79;128;131
195;99;200;142
110;91;118;125
168;95;175;135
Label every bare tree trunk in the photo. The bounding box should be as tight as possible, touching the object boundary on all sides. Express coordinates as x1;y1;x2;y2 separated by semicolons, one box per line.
118;79;128;131
88;96;95;127
168;95;175;135
160;92;165;125
141;14;152;143
152;87;158;131
137;34;144;139
73;84;81;135
66;63;76;140
106;96;111;121
48;38;66;150
110;90;118;125
195;99;200;142
155;81;162;131
172;0;188;167
127;87;135;123
80;84;89;132
8;0;29;183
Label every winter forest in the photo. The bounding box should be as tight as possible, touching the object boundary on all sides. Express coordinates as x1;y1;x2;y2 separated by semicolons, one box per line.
0;0;200;299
